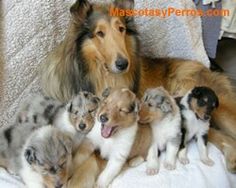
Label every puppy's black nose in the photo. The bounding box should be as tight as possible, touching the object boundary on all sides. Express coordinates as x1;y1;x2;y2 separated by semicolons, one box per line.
79;123;86;130
204;114;210;120
115;57;128;71
100;114;108;123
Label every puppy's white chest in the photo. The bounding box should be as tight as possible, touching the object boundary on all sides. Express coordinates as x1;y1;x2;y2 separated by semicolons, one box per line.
87;121;137;160
183;110;209;139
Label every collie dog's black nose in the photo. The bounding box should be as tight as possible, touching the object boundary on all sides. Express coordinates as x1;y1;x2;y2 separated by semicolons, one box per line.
100;114;108;123
115;56;128;71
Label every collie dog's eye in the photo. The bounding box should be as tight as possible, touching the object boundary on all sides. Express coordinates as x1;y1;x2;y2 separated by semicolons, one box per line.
119;26;125;33
96;31;105;38
148;103;153;107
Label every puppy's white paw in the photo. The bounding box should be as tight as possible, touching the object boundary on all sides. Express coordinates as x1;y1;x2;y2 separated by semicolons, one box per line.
201;158;214;166
179;157;190;165
146;167;159;176
164;162;176;170
146;160;159;176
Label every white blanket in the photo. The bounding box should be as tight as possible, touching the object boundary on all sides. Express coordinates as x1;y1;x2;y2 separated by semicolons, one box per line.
0;143;235;188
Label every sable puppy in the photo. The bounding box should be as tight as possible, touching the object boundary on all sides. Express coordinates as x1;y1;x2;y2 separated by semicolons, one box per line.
139;87;181;175
177;86;219;166
85;88;140;188
20;126;73;188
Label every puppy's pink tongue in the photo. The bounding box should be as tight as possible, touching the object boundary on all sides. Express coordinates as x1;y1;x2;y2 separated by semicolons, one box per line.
101;126;113;138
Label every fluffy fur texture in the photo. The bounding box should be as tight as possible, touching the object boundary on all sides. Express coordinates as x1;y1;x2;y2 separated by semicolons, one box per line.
20;126;73;188
41;0;236;173
177;87;219;166
139;87;181;175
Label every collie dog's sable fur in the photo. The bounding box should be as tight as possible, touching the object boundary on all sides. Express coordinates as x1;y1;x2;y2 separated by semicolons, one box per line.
177;87;219;166
139;87;181;175
41;0;236;172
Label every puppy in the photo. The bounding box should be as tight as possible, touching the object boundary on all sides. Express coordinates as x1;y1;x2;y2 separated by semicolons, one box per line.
177;86;219;166
139;87;181;175
20;126;73;188
85;88;140;188
54;91;100;150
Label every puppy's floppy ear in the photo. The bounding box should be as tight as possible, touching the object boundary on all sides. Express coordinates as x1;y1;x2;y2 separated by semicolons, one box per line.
66;101;73;113
70;0;91;23
192;87;201;97
17;111;28;123
24;147;37;165
114;0;134;10
102;87;111;98
160;98;172;113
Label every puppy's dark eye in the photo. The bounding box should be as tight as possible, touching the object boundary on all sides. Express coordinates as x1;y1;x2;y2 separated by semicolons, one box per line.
96;31;105;38
148;103;153;107
59;161;66;168
198;99;206;106
119;26;125;33
88;108;96;113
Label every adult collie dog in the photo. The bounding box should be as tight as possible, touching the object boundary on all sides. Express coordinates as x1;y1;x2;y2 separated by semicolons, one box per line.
41;0;236;172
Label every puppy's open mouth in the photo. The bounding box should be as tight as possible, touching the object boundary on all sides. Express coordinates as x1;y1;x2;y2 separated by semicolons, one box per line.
101;124;118;138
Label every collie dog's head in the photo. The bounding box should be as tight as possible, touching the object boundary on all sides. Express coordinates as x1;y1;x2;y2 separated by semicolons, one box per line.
96;88;139;138
139;87;178;124
67;91;100;133
186;86;219;121
24;127;73;188
70;0;138;74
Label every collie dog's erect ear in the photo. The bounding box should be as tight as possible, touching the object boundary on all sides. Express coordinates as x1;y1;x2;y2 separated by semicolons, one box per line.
70;0;91;23
114;0;134;10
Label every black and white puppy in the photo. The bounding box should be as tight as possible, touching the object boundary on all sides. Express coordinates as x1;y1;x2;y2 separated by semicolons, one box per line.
176;86;219;166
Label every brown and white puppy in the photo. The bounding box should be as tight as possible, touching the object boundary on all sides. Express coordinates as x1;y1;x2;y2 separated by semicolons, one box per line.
20;126;73;188
84;88;140;188
177;86;219;166
139;87;181;175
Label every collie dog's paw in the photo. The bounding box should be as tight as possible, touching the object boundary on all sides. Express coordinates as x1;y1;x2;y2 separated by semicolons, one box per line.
179;157;190;165
164;162;176;170
201;158;214;166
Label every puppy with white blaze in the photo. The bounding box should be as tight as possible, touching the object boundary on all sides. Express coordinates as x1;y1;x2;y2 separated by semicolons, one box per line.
176;86;219;166
139;87;182;175
86;88;140;188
